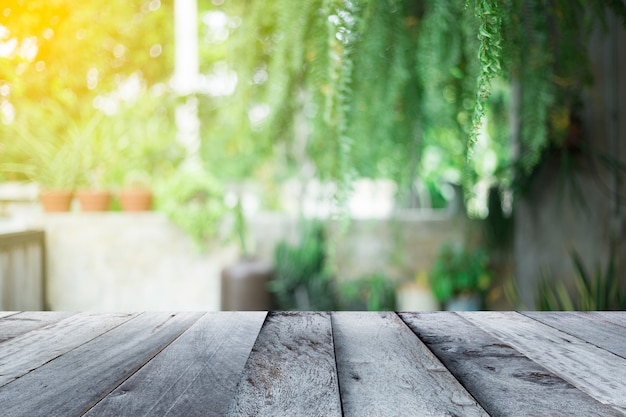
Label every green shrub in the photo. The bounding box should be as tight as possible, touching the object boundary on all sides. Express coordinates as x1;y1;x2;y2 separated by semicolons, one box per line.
429;243;491;303
268;220;336;310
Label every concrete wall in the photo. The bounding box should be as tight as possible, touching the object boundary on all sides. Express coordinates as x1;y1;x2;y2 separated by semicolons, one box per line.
38;213;238;311
514;13;626;307
27;210;471;311
250;209;480;283
328;211;478;283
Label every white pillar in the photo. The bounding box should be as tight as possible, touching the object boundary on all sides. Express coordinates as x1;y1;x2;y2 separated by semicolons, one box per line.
173;0;201;167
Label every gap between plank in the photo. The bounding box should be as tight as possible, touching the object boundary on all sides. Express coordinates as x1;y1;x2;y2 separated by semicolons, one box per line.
80;312;207;417
395;312;487;413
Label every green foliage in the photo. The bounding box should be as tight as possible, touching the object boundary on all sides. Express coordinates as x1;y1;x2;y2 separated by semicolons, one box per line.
429;243;491;303
212;0;622;210
99;92;185;187
155;168;227;252
1;0;180;187
2;93;184;190
339;273;397;311
537;243;625;311
468;0;503;152
2;101;85;189
0;0;173;186
268;220;336;310
3;0;624;219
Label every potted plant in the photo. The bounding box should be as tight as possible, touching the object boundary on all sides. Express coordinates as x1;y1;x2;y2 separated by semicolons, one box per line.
74;113;115;212
119;170;153;212
429;242;491;311
220;195;274;311
268;220;336;311
4;110;81;212
105;92;184;212
340;273;396;311
76;184;113;212
156;168;227;252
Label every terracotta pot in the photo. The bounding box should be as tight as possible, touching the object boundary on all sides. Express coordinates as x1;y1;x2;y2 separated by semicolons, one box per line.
119;189;153;212
77;189;112;212
40;190;74;212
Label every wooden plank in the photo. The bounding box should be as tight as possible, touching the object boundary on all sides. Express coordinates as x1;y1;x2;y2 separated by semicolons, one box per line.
85;311;267;417
0;312;136;387
225;312;342;417
400;312;622;417
589;311;626;328
461;311;626;414
0;311;75;343
0;312;202;417
523;312;626;359
332;311;487;417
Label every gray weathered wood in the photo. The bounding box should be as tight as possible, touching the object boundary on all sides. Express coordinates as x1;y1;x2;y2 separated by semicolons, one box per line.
523;311;626;359
462;311;626;415
400;312;622;417
589;311;626;328
332;311;487;417
0;312;202;417
0;312;136;387
0;311;18;319
85;311;267;417
226;312;342;417
0;311;624;416
0;311;75;343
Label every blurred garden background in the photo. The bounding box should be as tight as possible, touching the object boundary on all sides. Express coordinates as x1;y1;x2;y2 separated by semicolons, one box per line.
0;0;625;312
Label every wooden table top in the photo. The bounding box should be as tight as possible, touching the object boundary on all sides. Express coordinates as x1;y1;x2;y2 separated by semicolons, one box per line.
0;311;625;416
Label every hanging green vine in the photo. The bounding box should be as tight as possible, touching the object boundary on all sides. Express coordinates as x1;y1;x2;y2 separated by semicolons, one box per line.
4;0;624;214
467;0;503;155
321;0;360;222
198;0;626;216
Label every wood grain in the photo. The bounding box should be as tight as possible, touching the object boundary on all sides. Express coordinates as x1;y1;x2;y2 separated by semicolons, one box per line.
0;312;202;417
400;312;622;417
225;312;342;417
332;311;487;417
589;311;626;328
523;312;626;359
462;311;626;414
0;311;75;343
0;311;624;416
0;312;136;387
85;311;266;417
